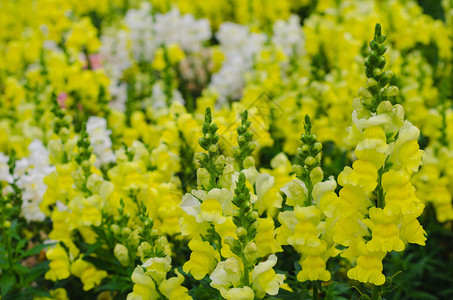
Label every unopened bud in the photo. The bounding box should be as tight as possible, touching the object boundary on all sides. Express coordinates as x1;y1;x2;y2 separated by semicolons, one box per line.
304;156;316;166
310;167;324;185
210;123;218;132
313;142;322;152
63;115;72;124
122;227;131;237
366;78;378;88
244;242;258;264
114;244;129;266
81;160;91;170
358;87;372;99
237;135;246;144
138;242;152;258
208;144;218;153
383;86;399;97
249;211;259;220
3;220;11;228
377;56;386;67
110;224;120;235
59;127;70;140
243;156;255;169
224;236;236;248
377;101;393;114
236;227;247;239
292;164;303;176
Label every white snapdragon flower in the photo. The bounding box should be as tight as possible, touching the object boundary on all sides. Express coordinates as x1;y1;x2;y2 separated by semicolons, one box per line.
272;15;305;57
86;116;116;167
210;23;266;104
100;28;132;111
0;153;13;183
11;140;56;222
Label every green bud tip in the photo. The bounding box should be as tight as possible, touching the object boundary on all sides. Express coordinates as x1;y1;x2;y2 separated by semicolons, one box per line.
205;107;212;123
241;110;248;124
374;24;381;39
304;114;312;134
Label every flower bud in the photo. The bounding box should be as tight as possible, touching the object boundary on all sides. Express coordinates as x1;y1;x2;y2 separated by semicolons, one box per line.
122;227;131;237
313;142;322;152
209;123;218;132
215;155;226;168
366;78;378;90
151;229;159;237
110;224;120;235
372;68;382;77
243;156;255;169
292;164;303;176
383;86;399;97
358;87;372;100
59;127;70;141
81;160;91;170
138;242;152;258
197;168;211;189
244;242;258;264
63;115;72;124
208;144;218;153
3;220;11;228
224;236;236;248
114;244;129;266
310;166;324;184
304;156;316;166
249;211;259;220
370;50;378;60
377;56;386;68
232;146;240;156
377;101;393;114
377;45;386;55
236;227;247;240
48;139;62;159
194;153;205;162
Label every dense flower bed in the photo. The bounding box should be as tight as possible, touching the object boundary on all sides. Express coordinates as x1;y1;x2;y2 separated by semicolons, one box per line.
0;0;452;299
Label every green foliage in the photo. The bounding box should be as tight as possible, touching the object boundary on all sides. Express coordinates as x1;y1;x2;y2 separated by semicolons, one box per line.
0;163;51;298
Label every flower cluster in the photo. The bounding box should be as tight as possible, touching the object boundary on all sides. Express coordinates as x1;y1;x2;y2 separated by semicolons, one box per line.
334;25;426;286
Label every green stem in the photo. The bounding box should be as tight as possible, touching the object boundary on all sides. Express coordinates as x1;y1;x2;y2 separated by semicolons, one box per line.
241;251;250;287
371;285;381;300
305;168;313;207
312;282;318;300
376;168;384;208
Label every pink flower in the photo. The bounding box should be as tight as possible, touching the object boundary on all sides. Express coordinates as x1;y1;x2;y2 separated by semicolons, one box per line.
57;92;68;109
89;54;102;70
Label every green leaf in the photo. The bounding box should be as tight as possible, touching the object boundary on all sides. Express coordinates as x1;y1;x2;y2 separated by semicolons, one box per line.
24;261;50;285
23;242;56;257
0;273;15;296
0;257;8;269
15;238;28;253
97;281;132;293
12;262;29;275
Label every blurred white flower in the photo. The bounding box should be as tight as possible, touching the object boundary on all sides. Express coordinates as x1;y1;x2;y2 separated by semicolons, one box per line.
210;23;266;104
86;116;116;167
